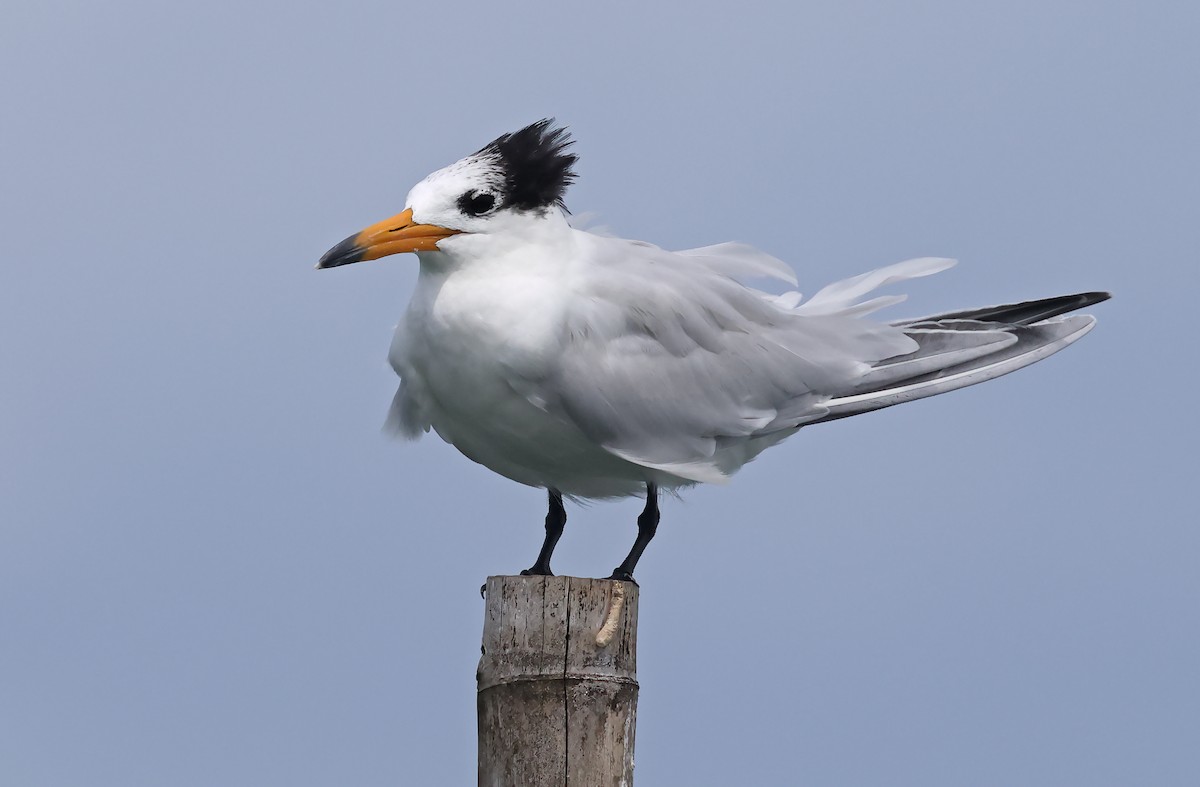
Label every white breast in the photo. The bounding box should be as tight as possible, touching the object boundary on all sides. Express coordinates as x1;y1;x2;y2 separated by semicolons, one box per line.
390;245;648;497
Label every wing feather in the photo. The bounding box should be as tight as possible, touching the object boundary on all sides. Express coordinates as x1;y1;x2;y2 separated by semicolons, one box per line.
520;236;936;472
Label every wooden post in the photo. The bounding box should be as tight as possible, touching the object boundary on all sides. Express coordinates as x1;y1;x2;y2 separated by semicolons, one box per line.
477;575;639;787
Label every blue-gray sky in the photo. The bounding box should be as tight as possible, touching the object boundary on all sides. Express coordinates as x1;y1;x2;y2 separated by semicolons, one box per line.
2;1;1196;784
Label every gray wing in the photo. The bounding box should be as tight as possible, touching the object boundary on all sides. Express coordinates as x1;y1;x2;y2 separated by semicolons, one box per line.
519;240;947;481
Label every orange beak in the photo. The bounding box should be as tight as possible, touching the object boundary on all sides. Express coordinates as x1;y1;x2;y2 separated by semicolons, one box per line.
317;208;462;269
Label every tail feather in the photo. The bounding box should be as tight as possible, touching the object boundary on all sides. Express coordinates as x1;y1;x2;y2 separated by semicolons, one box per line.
816;315;1097;423
806;288;1106;426
850;328;1017;393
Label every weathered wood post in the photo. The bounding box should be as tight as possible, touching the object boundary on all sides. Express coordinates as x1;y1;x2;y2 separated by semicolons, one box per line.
478;575;639;786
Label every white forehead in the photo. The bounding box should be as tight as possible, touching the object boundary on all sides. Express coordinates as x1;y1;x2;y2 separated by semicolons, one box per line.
405;153;505;210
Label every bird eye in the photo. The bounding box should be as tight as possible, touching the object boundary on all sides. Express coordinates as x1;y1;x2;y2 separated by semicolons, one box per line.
457;190;497;217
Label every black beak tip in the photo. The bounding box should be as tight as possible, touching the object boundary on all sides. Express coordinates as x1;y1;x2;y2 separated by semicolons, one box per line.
317;234;367;269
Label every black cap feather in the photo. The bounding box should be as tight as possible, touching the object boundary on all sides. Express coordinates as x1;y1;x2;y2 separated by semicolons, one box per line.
477;119;578;212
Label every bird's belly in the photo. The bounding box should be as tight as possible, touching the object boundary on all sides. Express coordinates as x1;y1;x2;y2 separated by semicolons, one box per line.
399;295;646;497
424;366;641;496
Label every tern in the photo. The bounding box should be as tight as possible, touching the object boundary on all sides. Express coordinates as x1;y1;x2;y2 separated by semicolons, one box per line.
319;120;1108;582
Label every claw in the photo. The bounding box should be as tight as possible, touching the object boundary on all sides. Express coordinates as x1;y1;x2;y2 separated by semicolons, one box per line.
607;569;638;586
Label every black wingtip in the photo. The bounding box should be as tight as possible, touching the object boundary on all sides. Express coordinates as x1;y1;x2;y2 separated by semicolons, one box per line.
905;290;1112;326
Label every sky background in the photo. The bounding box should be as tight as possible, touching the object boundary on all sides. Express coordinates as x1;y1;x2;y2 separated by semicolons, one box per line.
2;1;1197;785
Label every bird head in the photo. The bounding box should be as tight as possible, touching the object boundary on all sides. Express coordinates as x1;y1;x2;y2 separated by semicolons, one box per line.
317;119;578;269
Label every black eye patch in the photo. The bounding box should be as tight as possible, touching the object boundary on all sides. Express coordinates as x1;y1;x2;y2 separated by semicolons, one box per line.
457;190;497;216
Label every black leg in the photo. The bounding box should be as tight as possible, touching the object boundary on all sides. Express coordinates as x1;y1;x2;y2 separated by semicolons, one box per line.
609;484;659;584
521;490;566;576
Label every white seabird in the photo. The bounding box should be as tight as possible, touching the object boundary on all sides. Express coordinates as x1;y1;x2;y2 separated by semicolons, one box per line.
318;120;1109;582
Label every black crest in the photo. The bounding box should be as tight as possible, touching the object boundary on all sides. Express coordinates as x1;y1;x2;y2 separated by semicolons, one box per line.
478;119;578;212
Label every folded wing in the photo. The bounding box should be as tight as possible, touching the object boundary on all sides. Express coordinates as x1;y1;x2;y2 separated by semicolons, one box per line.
516;236;1107;482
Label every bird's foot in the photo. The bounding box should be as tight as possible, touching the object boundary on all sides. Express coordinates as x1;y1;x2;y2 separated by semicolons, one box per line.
482;566;554;598
607;569;638;586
